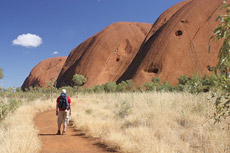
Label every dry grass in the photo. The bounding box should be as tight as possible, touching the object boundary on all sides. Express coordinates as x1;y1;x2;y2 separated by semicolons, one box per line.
0;92;229;153
0;98;55;153
71;92;230;153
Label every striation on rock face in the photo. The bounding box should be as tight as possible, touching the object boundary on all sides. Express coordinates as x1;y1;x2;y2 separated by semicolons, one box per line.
21;57;67;90
56;22;152;87
118;0;227;85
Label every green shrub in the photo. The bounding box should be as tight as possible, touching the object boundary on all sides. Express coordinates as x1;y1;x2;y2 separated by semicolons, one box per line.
152;77;160;83
144;82;155;91
117;80;134;92
176;74;210;93
137;85;143;92
72;74;87;86
202;74;218;87
125;80;134;91
187;74;203;93
162;81;175;92
90;85;104;93
104;82;117;93
0;98;22;120
178;75;188;85
117;81;127;92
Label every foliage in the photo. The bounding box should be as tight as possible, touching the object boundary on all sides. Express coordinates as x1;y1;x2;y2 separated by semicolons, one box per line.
144;77;161;91
209;1;230;122
145;77;174;92
0;98;22;120
137;85;143;92
144;82;155;91
178;75;188;85
0;68;3;80
186;74;204;94
125;80;134;91
104;82;117;93
162;81;175;92
176;74;220;93
72;74;87;86
117;80;134;92
117;81;127;92
152;76;160;83
89;87;101;93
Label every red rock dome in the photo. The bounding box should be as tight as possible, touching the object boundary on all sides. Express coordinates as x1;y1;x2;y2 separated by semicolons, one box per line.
56;22;152;87
22;57;67;90
118;0;226;85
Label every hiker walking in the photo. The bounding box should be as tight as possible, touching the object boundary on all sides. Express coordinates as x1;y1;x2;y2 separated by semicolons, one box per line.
56;89;71;135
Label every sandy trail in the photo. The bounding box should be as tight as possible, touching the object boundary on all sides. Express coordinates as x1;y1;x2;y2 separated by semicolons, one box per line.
35;110;116;153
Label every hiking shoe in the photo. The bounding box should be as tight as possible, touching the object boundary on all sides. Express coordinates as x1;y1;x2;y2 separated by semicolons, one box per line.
56;130;61;135
62;131;66;135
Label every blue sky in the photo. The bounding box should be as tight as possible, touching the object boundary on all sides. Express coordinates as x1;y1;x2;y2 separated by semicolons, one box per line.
0;0;183;88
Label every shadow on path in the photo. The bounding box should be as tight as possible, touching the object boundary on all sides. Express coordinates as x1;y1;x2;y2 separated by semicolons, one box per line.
38;133;57;136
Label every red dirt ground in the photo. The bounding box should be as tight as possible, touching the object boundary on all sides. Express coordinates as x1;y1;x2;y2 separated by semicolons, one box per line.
35;110;117;153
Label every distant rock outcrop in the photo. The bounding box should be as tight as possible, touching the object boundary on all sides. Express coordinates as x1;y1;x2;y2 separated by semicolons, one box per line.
56;22;152;87
23;0;228;89
118;0;226;85
21;57;67;90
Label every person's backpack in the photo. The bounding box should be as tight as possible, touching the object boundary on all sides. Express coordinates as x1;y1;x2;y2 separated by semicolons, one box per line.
58;93;69;110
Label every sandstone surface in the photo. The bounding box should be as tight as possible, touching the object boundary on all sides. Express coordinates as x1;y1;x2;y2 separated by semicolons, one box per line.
24;0;228;89
22;57;67;90
56;22;152;87
118;0;226;85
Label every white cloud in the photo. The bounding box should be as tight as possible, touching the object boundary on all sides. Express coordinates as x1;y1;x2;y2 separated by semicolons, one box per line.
12;33;42;48
53;51;59;55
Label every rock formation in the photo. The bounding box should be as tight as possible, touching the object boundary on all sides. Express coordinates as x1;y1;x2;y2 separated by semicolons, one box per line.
56;22;152;87
23;0;228;89
118;0;226;85
21;57;67;90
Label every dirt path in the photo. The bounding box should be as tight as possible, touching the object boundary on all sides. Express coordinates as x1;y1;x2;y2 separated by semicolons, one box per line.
35;110;116;153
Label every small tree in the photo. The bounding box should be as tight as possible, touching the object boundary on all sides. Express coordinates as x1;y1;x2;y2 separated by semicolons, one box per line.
209;1;230;122
104;82;117;92
91;85;104;93
117;80;134;92
0;68;3;80
117;81;127;92
125;80;134;91
144;82;155;91
72;74;87;86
